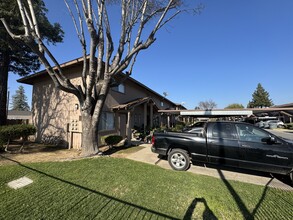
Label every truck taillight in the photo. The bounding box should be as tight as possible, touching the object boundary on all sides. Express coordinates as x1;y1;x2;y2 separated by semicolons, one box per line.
151;135;155;145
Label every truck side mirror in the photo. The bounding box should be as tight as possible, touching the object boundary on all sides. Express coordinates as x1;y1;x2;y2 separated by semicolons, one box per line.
261;136;276;144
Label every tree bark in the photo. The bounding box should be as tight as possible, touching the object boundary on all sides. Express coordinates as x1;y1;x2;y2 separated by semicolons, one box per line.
81;113;99;156
0;51;10;126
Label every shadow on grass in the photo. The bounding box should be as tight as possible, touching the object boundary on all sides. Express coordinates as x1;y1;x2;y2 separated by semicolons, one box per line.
102;144;145;156
183;198;217;220
1;155;179;219
0;142;68;154
192;161;293;188
218;169;275;220
169;169;286;219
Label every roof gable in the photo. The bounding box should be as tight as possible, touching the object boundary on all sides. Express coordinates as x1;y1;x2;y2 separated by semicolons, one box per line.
17;57;180;108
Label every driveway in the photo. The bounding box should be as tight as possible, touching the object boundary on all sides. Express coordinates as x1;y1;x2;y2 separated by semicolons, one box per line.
267;128;293;140
126;144;293;191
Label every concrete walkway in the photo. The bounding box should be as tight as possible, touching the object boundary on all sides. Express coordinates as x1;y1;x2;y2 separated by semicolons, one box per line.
126;144;293;191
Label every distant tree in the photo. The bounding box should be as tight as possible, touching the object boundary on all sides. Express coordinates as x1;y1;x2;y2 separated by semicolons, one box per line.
247;83;273;108
11;86;30;111
0;0;64;125
198;100;217;110
225;103;244;109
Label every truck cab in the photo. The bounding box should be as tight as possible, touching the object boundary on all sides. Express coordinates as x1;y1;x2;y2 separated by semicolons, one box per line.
152;121;293;182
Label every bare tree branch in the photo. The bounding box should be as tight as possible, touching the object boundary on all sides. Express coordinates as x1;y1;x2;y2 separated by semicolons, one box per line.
64;0;87;91
2;0;197;155
0;18;22;39
16;0;29;36
111;0;128;67
103;2;114;73
28;0;43;54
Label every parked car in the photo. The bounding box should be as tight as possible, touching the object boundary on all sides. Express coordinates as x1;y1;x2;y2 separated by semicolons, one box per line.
255;120;285;129
151;121;293;184
266;120;285;128
255;121;265;128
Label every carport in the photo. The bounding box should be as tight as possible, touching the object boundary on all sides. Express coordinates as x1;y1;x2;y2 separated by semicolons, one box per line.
252;107;293;123
180;109;253;117
158;109;253;124
159;107;293;123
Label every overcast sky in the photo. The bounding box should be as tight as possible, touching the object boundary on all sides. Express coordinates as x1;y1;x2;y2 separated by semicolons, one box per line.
8;0;293;109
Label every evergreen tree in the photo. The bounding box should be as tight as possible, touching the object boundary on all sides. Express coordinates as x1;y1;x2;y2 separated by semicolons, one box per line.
11;86;30;111
0;0;64;125
247;83;273;108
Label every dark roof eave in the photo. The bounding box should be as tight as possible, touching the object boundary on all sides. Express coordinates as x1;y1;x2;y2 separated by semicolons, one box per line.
17;70;47;85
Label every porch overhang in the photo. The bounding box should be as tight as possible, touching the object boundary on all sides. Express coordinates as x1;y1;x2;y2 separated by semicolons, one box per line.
112;97;158;111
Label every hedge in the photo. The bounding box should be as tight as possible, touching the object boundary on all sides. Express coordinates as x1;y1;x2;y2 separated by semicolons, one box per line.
0;124;36;148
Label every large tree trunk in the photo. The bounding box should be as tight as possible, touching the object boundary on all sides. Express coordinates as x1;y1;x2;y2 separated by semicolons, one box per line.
80;83;109;156
81;113;99;156
0;51;9;126
1;0;185;155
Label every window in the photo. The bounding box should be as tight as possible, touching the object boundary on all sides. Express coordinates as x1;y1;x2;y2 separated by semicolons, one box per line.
99;112;115;131
160;101;164;107
112;83;125;93
236;124;269;142
211;123;237;139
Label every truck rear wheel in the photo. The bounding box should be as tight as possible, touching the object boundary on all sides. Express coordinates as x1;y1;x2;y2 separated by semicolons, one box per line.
168;149;190;171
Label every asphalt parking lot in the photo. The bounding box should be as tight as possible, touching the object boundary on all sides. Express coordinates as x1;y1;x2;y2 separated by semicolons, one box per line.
127;131;293;191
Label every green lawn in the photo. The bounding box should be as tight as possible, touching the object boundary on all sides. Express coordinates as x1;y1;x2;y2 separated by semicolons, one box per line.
0;157;292;220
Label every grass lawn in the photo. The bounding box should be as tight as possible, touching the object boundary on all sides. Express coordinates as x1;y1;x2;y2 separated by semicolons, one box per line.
0;157;292;220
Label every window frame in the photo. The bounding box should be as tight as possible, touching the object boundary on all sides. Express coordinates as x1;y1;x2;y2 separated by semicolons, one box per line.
235;123;270;143
112;83;125;94
98;112;115;131
209;123;238;140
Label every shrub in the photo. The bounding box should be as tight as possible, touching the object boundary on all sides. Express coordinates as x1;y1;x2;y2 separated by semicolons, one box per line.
104;135;123;147
0;124;36;148
153;126;167;133
176;121;186;127
172;124;184;132
285;123;293;130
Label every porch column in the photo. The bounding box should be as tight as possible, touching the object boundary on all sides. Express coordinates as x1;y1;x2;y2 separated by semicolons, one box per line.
144;103;147;132
167;115;170;128
115;113;120;135
126;110;132;144
159;114;163;127
150;103;153;129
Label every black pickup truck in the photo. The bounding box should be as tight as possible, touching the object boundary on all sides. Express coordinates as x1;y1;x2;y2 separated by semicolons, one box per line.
151;121;293;183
